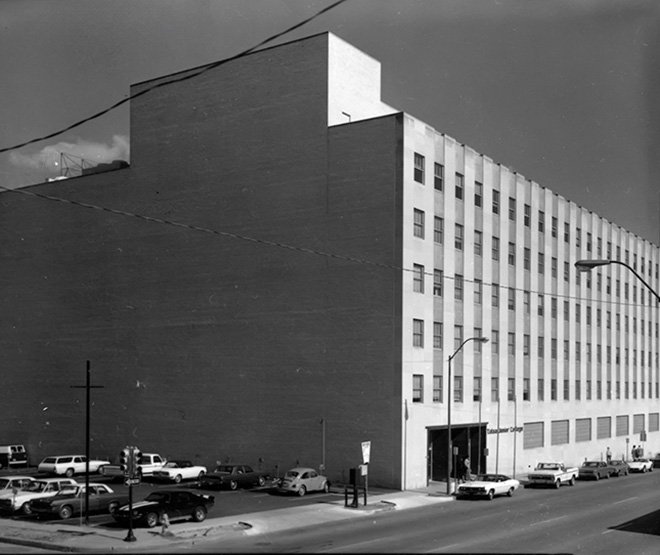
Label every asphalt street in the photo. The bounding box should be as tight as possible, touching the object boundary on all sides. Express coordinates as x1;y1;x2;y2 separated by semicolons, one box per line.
181;471;660;554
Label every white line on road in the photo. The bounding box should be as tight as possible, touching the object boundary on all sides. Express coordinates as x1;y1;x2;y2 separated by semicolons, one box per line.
612;496;638;505
424;542;460;553
529;515;568;526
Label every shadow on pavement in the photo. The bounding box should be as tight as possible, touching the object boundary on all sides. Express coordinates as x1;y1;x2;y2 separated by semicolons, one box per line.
609;508;660;536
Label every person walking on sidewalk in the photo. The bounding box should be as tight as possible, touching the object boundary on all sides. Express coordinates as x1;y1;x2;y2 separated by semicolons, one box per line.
463;457;471;483
606;446;612;463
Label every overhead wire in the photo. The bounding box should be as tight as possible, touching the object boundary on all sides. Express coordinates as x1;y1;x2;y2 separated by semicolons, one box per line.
0;0;349;154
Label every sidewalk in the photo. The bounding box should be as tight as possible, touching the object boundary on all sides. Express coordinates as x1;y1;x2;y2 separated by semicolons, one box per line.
0;485;453;553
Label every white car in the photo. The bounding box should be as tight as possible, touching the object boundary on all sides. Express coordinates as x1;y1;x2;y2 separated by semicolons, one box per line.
627;459;654;473
0;475;36;492
277;467;330;496
152;460;206;483
0;477;77;514
38;455;111;477
456;473;520;500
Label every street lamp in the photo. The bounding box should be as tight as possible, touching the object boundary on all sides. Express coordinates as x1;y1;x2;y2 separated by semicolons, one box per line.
575;259;660;304
447;336;489;495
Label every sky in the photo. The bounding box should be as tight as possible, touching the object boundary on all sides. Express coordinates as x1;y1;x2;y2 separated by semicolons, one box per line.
1;0;659;245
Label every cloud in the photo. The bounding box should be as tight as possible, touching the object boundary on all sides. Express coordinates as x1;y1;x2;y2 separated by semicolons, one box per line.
9;135;130;172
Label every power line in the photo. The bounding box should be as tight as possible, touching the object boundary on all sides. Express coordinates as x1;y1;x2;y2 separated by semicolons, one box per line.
1;182;656;313
0;0;348;154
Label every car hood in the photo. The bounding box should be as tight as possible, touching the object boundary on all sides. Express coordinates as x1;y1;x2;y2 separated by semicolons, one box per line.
118;500;159;512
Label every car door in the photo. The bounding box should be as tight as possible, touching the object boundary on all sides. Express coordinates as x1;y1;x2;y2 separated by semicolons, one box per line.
171;492;192;518
87;486;104;513
307;470;321;491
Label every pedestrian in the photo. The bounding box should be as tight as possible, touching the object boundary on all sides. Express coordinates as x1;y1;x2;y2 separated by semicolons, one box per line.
160;510;170;536
463;456;471;482
631;445;637;461
606;446;612;463
636;445;644;459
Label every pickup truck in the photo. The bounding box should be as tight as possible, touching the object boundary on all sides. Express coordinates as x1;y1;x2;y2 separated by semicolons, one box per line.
100;453;167;480
527;462;578;488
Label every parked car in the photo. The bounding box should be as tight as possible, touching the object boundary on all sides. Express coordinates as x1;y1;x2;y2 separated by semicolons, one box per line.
152;460;206;483
30;483;129;520
0;444;29;469
277;467;329;496
627;458;654;473
578;461;613;480
113;489;214;528
0;478;78;515
526;462;578;488
199;464;268;490
38;455;111;477
0;475;36;492
609;459;630;477
456;474;520;500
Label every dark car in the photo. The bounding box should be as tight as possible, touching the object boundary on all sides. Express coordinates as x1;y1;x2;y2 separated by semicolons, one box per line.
113;489;214;528
199;464;268;490
578;461;613;480
31;483;128;520
609;459;629;477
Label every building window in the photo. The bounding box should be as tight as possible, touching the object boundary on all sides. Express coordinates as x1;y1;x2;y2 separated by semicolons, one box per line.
538;211;545;233
576;228;581;249
575;379;581;400
538;378;544;401
454;324;464;350
492;237;500;261
455;172;464;199
413;264;424;293
508;288;515;310
551;378;557;400
523;334;530;356
524;204;531;227
474;279;482;304
563;300;569;321
507;332;515;355
538;253;545;274
434;162;444;191
538;337;545;358
508;378;516;401
454;376;463;403
492;283;499;308
551;257;558;278
413;209;425;238
508;197;516;221
491;330;499;354
492;190;500;214
564;222;570;243
433;269;443;296
523;378;530;401
475;182;483;207
412;374;424;402
434;217;443;244
433;375;442;402
491;377;500;402
434;322;443;349
564;261;570;282
551;297;557;319
455;274;464;301
413;319;424;347
523;291;530;314
551;217;558;238
537;294;544;316
564;379;570;400
508;242;516;266
524;248;531;270
413;153;425;184
455;223;464;250
474;230;483;256
551;338;557;359
587;232;592;253
473;377;482;401
474;327;483;352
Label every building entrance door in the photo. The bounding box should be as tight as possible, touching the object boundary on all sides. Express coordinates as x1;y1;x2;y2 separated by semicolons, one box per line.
427;424;487;482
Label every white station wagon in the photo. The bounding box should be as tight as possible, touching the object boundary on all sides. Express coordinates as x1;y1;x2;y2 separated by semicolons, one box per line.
0;477;77;514
38;455;111;477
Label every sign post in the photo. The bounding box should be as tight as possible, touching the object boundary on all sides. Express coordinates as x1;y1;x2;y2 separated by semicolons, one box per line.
123;445;140;543
361;441;371;506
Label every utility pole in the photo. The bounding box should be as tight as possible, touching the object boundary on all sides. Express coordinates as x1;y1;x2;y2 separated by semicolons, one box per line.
70;360;104;525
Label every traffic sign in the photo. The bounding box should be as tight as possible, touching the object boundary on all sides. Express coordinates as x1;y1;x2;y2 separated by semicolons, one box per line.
124;478;140;486
361;441;371;464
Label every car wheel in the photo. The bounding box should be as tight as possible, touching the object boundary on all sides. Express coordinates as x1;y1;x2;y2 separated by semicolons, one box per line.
322;481;330;493
297;485;307;497
257;476;266;487
507;487;514;497
642;467;648;473
554;479;561;489
21;502;32;515
487;489;494;501
65;468;75;478
108;502;119;515
59;505;73;520
174;474;182;484
569;476;575;486
229;480;238;490
145;512;159;528
197;471;205;480
192;506;207;522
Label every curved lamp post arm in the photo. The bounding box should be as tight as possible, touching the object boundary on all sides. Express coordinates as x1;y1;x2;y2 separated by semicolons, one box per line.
575;259;660;304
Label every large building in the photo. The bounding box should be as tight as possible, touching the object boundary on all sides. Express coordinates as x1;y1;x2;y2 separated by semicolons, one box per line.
1;32;658;489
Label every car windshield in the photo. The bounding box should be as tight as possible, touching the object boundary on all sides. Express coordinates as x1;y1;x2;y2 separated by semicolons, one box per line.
26;482;49;492
0;479;11;488
214;465;234;473
41;457;57;464
538;463;559;470
583;462;598;467
59;486;80;495
476;474;503;482
163;462;180;468
145;491;169;503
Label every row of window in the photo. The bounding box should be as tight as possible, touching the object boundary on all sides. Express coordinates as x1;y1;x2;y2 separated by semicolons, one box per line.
522;413;659;449
412;373;660;405
413;208;660;285
414;319;659;367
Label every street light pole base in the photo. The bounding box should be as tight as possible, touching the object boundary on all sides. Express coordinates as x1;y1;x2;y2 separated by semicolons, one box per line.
124;531;137;542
